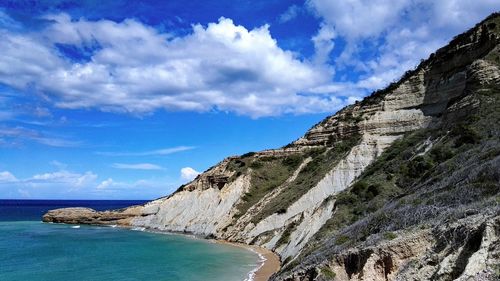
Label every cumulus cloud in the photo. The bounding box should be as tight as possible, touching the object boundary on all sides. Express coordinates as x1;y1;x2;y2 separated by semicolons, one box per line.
111;163;163;170
0;169;172;199
0;13;348;117
308;0;408;40
180;167;200;181
307;0;500;92
97;178;115;189
0;169;97;189
0;171;18;183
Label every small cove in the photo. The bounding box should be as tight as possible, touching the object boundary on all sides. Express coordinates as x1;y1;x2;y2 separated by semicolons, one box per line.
0;200;260;281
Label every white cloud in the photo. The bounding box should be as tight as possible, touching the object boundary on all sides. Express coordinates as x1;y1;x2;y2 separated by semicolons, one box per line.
96;178;115;189
111;163;163;170
0;169;97;188
180;167;200;181
0;14;346;117
50;160;67;169
307;0;409;40
2;5;496;119
278;5;302;23
307;0;500;93
312;24;336;65
31;170;97;187
0;171;18;183
0;126;80;147
97;146;194;156
0;168;174;199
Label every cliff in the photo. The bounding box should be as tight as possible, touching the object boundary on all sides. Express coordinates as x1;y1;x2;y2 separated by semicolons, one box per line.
43;13;500;281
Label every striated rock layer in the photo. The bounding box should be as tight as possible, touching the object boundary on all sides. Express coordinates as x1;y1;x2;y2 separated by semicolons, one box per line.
44;13;500;281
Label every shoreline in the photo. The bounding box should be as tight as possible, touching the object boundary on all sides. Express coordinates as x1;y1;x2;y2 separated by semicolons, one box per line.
133;228;282;281
43;221;281;281
100;224;282;281
215;240;281;281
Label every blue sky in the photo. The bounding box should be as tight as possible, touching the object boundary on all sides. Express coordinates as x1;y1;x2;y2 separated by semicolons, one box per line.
0;0;499;199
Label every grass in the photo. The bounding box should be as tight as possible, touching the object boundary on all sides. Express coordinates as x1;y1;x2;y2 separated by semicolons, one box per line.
251;135;361;224
320;266;336;279
308;78;500;251
383;232;397;240
311;126;457;243
275;215;303;248
334;235;350;245
232;155;302;219
279;17;500;275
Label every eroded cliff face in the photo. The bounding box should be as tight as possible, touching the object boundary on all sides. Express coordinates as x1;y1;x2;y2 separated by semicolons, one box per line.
43;13;500;281
281;215;500;281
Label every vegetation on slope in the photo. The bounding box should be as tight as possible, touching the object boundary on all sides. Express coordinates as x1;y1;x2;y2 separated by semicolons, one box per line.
225;128;362;225
228;154;302;219
286;65;500;272
251;134;361;224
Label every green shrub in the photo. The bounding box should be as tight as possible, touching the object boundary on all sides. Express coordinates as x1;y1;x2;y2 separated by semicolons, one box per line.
276;218;302;248
241;152;256;158
335;192;357;205
451;124;480;147
276;208;287;214
405;156;434;178
320;267;336;279
383;232;397;240
351;181;382;201
430;145;454;162
306;147;327;158
260;156;277;162
282;256;293;265
234;157;298;219
227;158;250;180
249;160;264;169
282;155;303;168
335;235;350;245
351;181;368;195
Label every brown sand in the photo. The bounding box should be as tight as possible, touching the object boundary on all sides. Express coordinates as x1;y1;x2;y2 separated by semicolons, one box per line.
216;240;281;281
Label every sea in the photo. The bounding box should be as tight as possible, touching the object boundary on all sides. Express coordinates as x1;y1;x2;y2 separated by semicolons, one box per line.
0;200;261;281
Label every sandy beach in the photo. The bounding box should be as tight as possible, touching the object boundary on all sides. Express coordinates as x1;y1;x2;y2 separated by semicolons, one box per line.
216;240;281;281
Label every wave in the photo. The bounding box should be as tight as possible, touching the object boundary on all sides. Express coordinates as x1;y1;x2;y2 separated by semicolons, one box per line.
244;249;266;281
131;227;146;231
71;225;80;229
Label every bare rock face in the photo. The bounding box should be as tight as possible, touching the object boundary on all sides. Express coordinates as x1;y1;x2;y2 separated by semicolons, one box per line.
280;215;499;281
42;13;500;281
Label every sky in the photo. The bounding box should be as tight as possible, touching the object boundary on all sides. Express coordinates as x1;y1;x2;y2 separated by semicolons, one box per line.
0;0;499;199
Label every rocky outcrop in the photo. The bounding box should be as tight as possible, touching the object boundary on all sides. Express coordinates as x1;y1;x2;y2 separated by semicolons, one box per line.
42;206;142;225
43;13;500;281
279;215;499;281
133;174;251;234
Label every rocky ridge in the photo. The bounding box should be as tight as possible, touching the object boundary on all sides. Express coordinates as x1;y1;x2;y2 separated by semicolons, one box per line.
43;13;500;281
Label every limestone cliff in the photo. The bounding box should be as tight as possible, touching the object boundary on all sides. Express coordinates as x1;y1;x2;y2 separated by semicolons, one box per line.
43;13;500;281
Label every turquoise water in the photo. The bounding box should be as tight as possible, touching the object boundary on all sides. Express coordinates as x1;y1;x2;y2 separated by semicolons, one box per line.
0;201;259;281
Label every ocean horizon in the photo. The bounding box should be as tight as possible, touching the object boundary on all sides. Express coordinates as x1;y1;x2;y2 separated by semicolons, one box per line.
0;199;261;281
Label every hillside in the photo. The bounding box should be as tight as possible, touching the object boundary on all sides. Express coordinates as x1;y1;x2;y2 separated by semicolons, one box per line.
44;13;500;281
